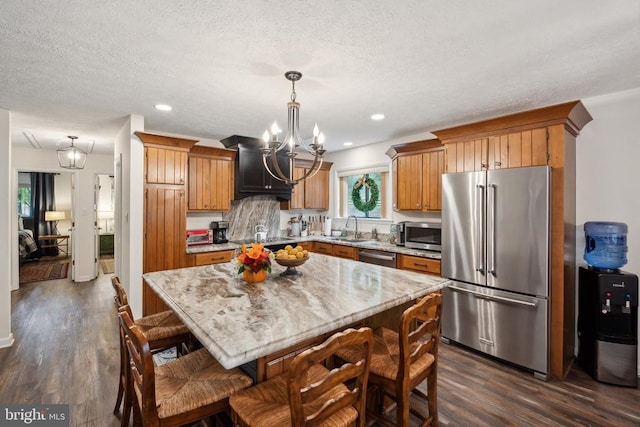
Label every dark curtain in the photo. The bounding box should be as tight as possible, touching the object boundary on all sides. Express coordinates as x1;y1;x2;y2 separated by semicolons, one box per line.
31;172;58;257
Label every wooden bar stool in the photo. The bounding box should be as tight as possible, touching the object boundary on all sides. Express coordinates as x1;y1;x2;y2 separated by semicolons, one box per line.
118;306;253;427
337;294;443;427
111;276;191;423
229;327;374;427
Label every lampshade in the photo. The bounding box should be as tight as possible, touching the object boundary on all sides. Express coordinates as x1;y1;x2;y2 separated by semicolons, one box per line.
57;136;87;169
97;210;114;219
45;211;66;221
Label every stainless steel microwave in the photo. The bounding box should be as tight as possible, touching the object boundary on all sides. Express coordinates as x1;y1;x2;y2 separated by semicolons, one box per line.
396;221;442;251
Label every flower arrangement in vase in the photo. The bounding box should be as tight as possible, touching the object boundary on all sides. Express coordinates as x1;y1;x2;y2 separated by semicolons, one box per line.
235;243;273;283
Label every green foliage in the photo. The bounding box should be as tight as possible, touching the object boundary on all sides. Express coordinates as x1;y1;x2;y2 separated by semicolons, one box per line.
352;175;379;213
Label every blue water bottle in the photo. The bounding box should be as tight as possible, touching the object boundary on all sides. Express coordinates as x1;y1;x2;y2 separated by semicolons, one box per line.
584;221;628;270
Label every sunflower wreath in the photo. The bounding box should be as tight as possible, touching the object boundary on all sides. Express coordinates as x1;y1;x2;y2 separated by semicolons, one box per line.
352;176;379;213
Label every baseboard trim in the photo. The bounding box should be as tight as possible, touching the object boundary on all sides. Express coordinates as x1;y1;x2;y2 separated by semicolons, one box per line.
0;333;15;348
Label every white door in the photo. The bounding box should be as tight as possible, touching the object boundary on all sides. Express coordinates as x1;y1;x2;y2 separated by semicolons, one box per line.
70;173;77;281
93;174;100;278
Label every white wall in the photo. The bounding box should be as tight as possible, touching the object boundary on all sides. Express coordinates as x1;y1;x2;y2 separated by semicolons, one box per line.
115;115;144;317
578;87;640;371
0;109;15;348
12;146;114;282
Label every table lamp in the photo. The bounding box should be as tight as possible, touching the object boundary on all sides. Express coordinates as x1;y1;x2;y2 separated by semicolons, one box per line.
45;211;66;234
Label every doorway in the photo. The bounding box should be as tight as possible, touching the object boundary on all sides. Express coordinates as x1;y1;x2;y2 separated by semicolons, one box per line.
17;170;74;286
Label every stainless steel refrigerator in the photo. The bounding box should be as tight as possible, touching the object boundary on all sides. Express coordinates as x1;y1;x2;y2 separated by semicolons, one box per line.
441;166;550;377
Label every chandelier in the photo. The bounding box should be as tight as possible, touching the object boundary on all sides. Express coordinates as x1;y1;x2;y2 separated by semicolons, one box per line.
261;71;326;185
57;136;87;169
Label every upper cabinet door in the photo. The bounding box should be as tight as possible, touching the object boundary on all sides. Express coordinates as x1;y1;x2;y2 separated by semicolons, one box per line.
188;156;233;211
444;138;489;173
488;128;549;170
211;158;232;211
304;168;330;210
146;147;187;185
422;150;444;211
394;153;423;210
237;145;292;194
289;167;306;209
238;145;268;192
444;128;549;172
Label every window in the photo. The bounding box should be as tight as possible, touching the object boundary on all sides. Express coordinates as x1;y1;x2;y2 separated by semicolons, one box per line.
17;172;32;217
338;167;389;219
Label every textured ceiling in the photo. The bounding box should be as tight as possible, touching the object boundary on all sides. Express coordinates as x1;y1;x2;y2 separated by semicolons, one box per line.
2;1;639;155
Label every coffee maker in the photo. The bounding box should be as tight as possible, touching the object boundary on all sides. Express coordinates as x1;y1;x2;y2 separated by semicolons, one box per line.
210;221;229;244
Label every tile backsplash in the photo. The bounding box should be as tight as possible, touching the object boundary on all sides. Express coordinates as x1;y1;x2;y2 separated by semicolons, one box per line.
224;195;281;241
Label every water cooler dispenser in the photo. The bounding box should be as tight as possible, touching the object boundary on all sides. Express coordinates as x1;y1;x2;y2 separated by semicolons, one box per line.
577;222;638;387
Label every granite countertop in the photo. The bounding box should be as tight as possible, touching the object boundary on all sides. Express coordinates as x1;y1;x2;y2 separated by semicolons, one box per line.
187;236;441;260
143;254;451;369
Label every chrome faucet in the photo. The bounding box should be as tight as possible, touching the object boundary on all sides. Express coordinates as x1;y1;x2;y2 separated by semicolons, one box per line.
345;215;359;239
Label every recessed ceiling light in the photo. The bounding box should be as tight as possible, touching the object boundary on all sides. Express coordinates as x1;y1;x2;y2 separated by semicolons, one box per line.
155;104;172;111
344;142;353;146
371;113;385;120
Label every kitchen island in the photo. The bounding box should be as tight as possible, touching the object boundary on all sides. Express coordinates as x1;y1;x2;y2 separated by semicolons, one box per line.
143;254;450;380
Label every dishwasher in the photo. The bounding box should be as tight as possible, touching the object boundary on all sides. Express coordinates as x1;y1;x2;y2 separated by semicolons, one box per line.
358;248;397;268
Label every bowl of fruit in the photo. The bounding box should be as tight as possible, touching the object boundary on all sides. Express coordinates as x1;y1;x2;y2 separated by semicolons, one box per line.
274;245;310;276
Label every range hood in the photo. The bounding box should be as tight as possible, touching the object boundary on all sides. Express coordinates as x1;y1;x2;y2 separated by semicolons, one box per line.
221;135;292;201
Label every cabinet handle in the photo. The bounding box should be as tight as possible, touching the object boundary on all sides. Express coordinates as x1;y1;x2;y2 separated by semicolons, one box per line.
204;204;209;208
481;163;488;169
180;178;185;184
494;161;501;167
413;262;430;268
210;256;225;262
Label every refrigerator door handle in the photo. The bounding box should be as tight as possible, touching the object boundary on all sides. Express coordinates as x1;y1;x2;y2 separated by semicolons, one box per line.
475;184;485;274
448;285;538;307
488;183;497;276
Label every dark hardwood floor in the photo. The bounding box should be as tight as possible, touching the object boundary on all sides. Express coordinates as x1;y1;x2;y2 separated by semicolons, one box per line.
1;269;638;426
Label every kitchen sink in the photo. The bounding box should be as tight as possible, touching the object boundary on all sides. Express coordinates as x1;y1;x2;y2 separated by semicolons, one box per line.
329;237;375;243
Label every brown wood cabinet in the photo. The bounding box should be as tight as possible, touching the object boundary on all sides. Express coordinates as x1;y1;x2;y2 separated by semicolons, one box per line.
312;241;358;260
397;254;441;276
189;250;235;266
443;128;549;173
297;241;314;252
145;146;188;185
187;146;236;211
313;242;333;256
433;101;593;380
387;139;444;212
288;167;306;209
137;131;199;316
332;244;358;260
281;160;333;210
